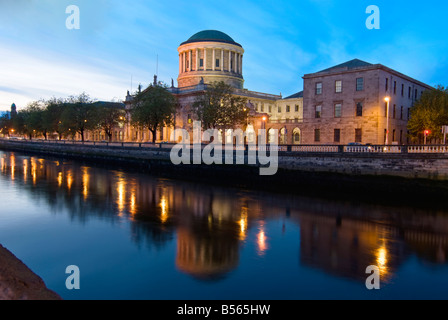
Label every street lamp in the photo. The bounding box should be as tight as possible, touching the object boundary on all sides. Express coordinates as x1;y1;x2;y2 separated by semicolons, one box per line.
424;130;430;145
385;97;390;145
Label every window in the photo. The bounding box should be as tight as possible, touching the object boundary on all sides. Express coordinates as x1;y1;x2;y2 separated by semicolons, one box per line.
407;108;411;120
408;87;411;99
415;89;418;100
295;105;299;112
261;104;264;112
315;105;322;118
392;129;396;142
385;78;389;92
401;84;404;97
269;105;272;113
334;103;342;118
216;59;220;68
394;81;397;94
335;80;342;93
200;59;204;68
316;82;322;95
286;105;291;113
314;129;321;142
393;105;396;119
400;130;403;145
334;129;341;143
356;78;364;91
356;102;363;117
278;106;282;113
400;106;403;120
355;129;362;143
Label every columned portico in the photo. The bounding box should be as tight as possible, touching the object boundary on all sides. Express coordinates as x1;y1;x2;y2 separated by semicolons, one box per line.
177;30;245;89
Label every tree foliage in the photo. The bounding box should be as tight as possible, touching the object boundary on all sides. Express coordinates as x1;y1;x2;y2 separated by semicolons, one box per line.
130;83;177;143
192;81;248;130
60;93;98;141
408;85;448;143
92;102;126;142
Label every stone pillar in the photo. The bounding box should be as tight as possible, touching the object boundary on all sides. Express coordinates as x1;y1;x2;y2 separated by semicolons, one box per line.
188;50;192;72
196;49;199;71
229;50;232;72
212;48;216;71
179;54;182;75
221;49;224;71
240;54;243;74
204;48;207;71
183;52;186;73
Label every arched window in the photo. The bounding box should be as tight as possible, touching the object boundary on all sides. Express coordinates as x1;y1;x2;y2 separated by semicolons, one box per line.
280;128;287;145
268;129;276;144
293;128;301;145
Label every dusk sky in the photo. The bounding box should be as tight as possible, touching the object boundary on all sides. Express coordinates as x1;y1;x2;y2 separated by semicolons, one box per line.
1;0;447;111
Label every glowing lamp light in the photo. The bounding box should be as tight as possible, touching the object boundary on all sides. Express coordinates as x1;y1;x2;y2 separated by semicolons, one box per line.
262;117;267;122
424;130;430;135
384;97;390;102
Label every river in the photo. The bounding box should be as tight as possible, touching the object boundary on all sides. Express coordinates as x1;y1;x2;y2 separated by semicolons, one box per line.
0;150;447;300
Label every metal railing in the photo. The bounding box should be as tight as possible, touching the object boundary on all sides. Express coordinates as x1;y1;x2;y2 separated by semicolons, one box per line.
1;138;448;155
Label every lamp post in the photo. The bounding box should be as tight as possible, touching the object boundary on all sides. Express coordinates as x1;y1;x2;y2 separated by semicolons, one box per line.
424;130;430;145
385;97;390;145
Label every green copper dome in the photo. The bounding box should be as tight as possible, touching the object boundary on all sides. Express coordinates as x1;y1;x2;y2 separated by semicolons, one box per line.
181;30;242;47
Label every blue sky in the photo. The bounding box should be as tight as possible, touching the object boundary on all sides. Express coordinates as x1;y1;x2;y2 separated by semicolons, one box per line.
1;0;447;111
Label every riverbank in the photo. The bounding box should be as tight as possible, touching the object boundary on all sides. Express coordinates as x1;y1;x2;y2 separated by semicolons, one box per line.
0;244;61;300
1;139;448;205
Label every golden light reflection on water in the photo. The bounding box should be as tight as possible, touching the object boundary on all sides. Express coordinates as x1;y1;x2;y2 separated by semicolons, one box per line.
66;170;73;191
116;174;126;217
31;158;37;185
58;172;63;187
376;245;389;280
257;222;268;256
238;206;248;241
23;159;28;182
82;167;89;200
160;196;169;223
10;154;15;181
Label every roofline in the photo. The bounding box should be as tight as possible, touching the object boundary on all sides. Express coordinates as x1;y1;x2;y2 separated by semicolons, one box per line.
303;63;433;90
180;39;243;48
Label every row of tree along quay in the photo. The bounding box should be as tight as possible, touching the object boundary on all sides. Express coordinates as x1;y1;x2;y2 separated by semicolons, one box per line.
0;93;125;142
0;81;250;143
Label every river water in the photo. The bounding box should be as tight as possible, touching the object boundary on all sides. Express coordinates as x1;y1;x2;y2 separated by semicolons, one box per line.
0;150;447;300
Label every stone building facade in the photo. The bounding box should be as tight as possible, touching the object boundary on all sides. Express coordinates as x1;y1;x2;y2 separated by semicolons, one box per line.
301;59;432;145
120;31;431;146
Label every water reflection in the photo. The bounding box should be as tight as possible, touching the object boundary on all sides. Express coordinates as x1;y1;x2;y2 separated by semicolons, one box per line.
1;151;448;286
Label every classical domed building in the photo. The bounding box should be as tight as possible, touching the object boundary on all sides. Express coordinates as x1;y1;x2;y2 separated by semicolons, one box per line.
177;30;245;89
123;30;304;144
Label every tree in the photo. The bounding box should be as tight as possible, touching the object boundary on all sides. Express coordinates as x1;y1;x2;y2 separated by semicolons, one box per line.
42;97;66;140
408;85;448;143
93;102;126;142
61;93;98;142
192;81;248;130
15;101;45;140
130;83;177;143
0;114;12;137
